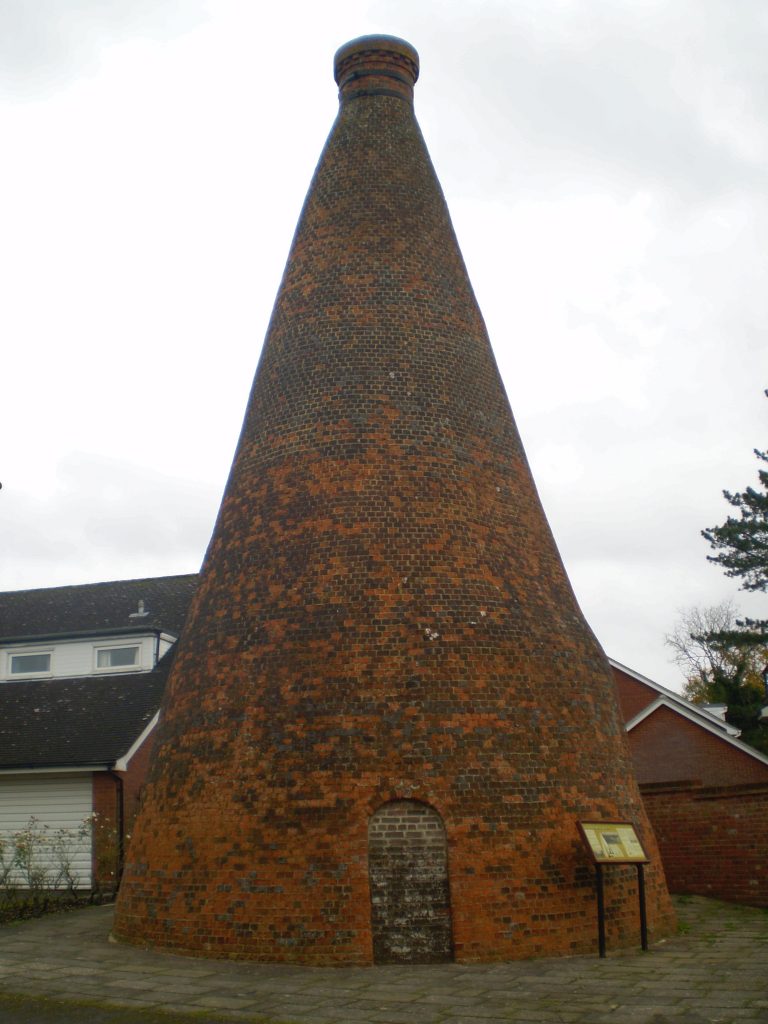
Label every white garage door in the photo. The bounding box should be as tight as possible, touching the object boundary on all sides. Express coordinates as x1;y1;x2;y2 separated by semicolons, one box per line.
0;773;93;889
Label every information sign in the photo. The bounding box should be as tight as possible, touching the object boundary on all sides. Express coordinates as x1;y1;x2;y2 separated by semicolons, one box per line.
577;819;650;956
578;820;649;864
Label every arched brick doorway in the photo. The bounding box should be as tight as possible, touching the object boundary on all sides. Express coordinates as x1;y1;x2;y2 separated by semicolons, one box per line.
368;800;453;964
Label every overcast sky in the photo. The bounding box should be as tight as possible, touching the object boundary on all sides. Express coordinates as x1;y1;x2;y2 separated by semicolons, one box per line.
1;0;765;691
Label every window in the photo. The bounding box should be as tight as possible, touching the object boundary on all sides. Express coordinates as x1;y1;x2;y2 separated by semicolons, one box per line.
10;652;51;675
96;646;140;670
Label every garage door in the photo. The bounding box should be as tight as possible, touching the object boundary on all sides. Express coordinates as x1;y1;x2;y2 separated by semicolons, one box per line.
0;773;93;889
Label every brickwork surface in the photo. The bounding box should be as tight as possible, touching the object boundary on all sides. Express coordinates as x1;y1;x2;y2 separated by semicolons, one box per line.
630;705;768;787
113;35;673;962
118;730;157;829
612;665;660;722
91;734;158;891
91;773;120;891
642;781;768;907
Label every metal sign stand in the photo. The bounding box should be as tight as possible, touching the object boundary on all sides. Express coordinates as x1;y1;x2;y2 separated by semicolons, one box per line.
578;820;650;959
594;861;648;958
637;862;648;952
595;862;606;958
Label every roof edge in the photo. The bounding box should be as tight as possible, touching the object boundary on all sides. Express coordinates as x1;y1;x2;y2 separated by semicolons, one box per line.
114;711;160;772
0;764;108;775
609;657;740;735
0;626;177;646
625;694;768;769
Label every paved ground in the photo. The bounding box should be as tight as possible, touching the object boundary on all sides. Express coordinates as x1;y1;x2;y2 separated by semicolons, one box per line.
0;896;767;1024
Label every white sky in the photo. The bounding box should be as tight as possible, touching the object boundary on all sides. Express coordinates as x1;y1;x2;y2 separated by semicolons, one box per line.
1;0;765;691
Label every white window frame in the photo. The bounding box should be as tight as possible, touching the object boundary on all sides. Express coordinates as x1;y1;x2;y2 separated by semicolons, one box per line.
7;649;53;679
93;643;142;673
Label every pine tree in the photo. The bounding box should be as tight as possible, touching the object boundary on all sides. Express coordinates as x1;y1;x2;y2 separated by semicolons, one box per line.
702;393;768;596
685;397;768;752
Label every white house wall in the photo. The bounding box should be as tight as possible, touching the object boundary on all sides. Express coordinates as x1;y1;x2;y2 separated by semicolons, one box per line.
157;635;174;660
0;773;93;888
1;635;158;682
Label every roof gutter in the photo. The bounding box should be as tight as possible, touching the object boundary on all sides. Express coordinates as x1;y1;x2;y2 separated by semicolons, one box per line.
0;764;111;775
107;769;126;885
0;626;178;646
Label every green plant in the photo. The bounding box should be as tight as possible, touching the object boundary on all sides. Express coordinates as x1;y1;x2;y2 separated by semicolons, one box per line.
0;814;107;923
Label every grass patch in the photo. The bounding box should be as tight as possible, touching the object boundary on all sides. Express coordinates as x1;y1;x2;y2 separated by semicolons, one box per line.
0;889;113;926
0;991;295;1024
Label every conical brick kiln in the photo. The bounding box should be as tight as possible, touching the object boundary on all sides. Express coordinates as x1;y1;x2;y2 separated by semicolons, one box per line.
113;35;674;964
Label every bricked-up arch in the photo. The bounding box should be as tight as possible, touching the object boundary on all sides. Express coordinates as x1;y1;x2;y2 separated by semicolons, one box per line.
369;800;452;964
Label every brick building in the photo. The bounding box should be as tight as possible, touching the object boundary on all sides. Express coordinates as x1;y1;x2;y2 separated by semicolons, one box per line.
112;35;673;964
612;660;768;907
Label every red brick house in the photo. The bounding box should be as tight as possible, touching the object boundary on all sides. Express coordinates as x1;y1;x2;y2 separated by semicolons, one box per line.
611;659;768;907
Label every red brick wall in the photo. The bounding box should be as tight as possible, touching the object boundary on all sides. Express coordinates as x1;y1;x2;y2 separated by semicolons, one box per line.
612;666;768;908
612;667;658;721
119;727;157;832
641;782;768;907
91;772;120;892
628;706;768;787
91;727;158;892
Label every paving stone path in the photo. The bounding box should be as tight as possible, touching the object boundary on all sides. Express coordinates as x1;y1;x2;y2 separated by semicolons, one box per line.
0;896;767;1023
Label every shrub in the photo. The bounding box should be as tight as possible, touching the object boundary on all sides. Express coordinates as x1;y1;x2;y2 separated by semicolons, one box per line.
0;815;110;923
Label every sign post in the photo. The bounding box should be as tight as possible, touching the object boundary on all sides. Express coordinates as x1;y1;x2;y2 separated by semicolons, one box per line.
577;820;650;958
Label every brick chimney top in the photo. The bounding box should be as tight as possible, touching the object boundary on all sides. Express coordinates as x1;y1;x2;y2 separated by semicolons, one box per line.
334;35;419;103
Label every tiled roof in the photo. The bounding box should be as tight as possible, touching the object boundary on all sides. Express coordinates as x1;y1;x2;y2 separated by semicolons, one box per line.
0;575;198;642
0;654;173;769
